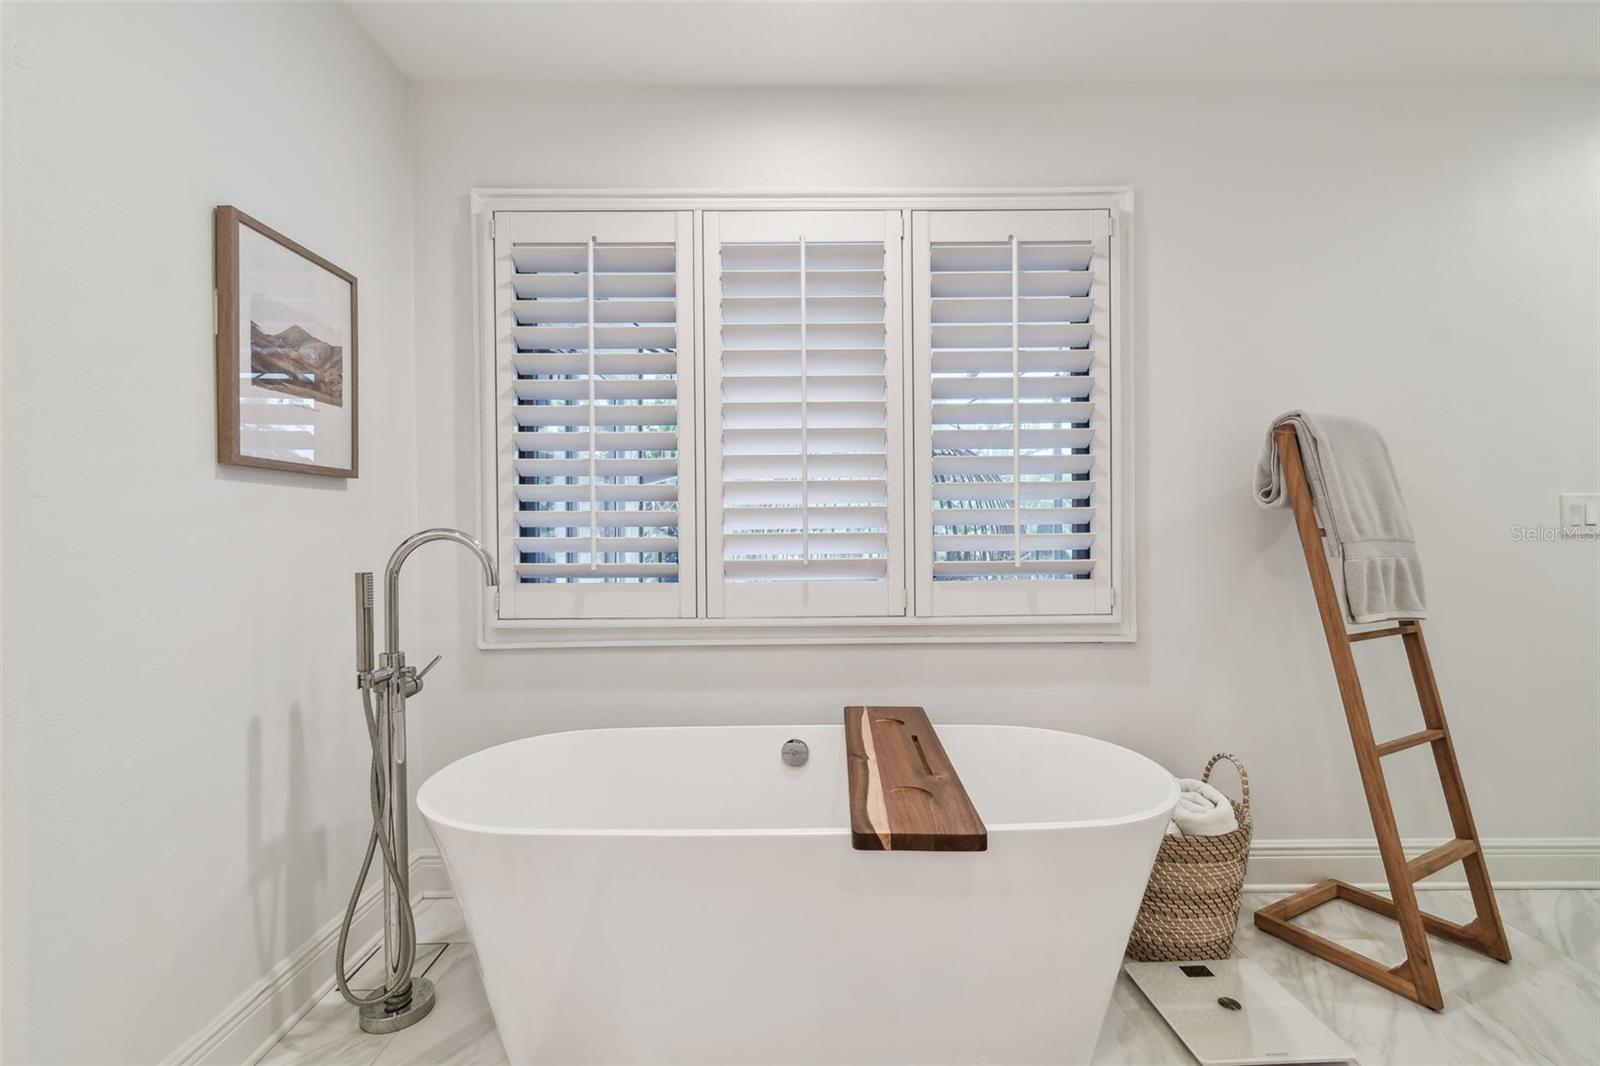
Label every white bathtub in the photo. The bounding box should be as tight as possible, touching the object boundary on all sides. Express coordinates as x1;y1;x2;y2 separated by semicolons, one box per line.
419;724;1176;1065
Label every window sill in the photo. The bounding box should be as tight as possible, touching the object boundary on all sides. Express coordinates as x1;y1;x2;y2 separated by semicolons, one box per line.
479;612;1133;650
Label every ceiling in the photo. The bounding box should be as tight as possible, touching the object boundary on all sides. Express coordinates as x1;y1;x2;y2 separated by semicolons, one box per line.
344;1;1599;88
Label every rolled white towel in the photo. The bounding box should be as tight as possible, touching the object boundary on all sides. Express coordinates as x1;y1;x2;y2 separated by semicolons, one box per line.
1168;778;1239;837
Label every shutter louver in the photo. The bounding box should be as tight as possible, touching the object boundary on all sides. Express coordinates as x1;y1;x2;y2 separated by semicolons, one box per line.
913;210;1113;617
705;211;905;618
494;212;697;619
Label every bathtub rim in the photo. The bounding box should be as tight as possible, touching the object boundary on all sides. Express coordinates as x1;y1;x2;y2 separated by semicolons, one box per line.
418;722;1179;839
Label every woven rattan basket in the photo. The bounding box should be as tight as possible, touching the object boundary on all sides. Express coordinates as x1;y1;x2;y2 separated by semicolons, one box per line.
1127;753;1252;962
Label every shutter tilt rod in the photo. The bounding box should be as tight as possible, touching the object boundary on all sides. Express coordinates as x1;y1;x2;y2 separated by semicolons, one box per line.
800;235;810;568
1010;235;1022;567
586;236;598;571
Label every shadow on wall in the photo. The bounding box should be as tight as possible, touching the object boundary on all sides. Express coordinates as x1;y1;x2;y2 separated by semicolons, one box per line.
216;464;349;492
246;705;327;1027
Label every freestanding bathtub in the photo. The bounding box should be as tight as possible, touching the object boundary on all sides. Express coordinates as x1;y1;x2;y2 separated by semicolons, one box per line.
419;724;1176;1065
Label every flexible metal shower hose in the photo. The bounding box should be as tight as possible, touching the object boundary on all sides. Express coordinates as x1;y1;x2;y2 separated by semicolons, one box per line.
333;686;419;1008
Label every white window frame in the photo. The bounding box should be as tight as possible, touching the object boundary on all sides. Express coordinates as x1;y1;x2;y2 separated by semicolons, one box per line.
472;189;1135;649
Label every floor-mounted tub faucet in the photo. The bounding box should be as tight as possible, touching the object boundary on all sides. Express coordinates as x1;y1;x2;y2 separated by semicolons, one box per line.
336;528;498;1034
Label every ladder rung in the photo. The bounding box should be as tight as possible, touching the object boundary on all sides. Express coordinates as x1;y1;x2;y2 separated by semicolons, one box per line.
1374;729;1446;757
1408;838;1479;882
1349;623;1416;643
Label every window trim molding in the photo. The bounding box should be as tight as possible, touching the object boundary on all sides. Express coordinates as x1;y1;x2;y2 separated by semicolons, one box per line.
470;188;1136;649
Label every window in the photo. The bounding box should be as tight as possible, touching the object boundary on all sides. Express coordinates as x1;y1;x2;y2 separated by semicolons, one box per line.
704;211;905;619
912;210;1114;618
479;193;1129;646
492;211;697;620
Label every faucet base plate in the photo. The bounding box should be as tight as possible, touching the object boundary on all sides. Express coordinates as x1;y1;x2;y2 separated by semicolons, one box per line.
358;976;436;1034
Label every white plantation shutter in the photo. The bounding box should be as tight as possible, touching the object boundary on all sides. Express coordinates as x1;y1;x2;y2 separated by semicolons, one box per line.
704;211;905;618
492;211;697;619
911;210;1114;617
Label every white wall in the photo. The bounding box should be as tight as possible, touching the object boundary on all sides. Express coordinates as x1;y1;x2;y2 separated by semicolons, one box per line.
410;83;1598;856
1;3;414;1062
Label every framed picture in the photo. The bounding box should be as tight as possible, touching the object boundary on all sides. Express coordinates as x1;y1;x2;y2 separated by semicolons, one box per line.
215;205;358;477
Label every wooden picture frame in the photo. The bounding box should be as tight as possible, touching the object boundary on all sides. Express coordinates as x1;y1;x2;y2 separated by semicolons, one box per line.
215;205;358;477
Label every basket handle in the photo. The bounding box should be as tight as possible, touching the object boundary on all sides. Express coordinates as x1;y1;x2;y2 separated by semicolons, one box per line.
1202;752;1250;818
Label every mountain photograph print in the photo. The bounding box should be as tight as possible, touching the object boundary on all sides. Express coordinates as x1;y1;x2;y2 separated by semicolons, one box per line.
215;205;358;477
249;322;344;407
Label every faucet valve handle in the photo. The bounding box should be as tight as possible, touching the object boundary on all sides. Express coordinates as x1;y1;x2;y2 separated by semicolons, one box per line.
397;654;442;699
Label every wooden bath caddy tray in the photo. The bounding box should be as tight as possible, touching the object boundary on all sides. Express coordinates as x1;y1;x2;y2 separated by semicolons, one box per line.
844;706;986;852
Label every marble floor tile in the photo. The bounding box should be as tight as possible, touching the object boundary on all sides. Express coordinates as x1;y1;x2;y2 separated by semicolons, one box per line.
371;945;507;1066
1240;889;1595;1065
1406;891;1599;1065
1497;889;1600;974
1240;929;1555;1065
412;897;468;944
347;943;448;993
257;991;391;1066
1090;980;1195;1065
259;942;450;1066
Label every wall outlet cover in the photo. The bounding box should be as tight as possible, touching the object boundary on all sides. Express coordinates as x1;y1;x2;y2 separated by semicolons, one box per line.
1559;493;1600;530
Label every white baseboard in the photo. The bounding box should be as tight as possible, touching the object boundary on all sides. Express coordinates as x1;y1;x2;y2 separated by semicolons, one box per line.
163;852;452;1066
411;847;451;898
1245;836;1600;892
168;838;1594;1065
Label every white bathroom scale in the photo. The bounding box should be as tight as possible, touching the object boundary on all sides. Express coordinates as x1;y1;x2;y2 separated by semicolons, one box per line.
1124;959;1356;1065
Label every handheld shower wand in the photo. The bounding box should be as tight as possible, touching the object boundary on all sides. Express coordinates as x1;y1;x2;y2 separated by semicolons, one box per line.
356;572;375;679
335;532;498;1035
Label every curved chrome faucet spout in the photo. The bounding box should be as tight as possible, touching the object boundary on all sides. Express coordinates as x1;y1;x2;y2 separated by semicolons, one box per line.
383;528;498;655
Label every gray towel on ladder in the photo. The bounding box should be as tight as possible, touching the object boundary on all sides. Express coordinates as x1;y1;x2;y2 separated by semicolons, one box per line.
1254;411;1426;624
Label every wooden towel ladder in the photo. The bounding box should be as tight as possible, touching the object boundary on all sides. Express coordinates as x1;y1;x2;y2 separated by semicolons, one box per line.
1253;425;1511;1011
